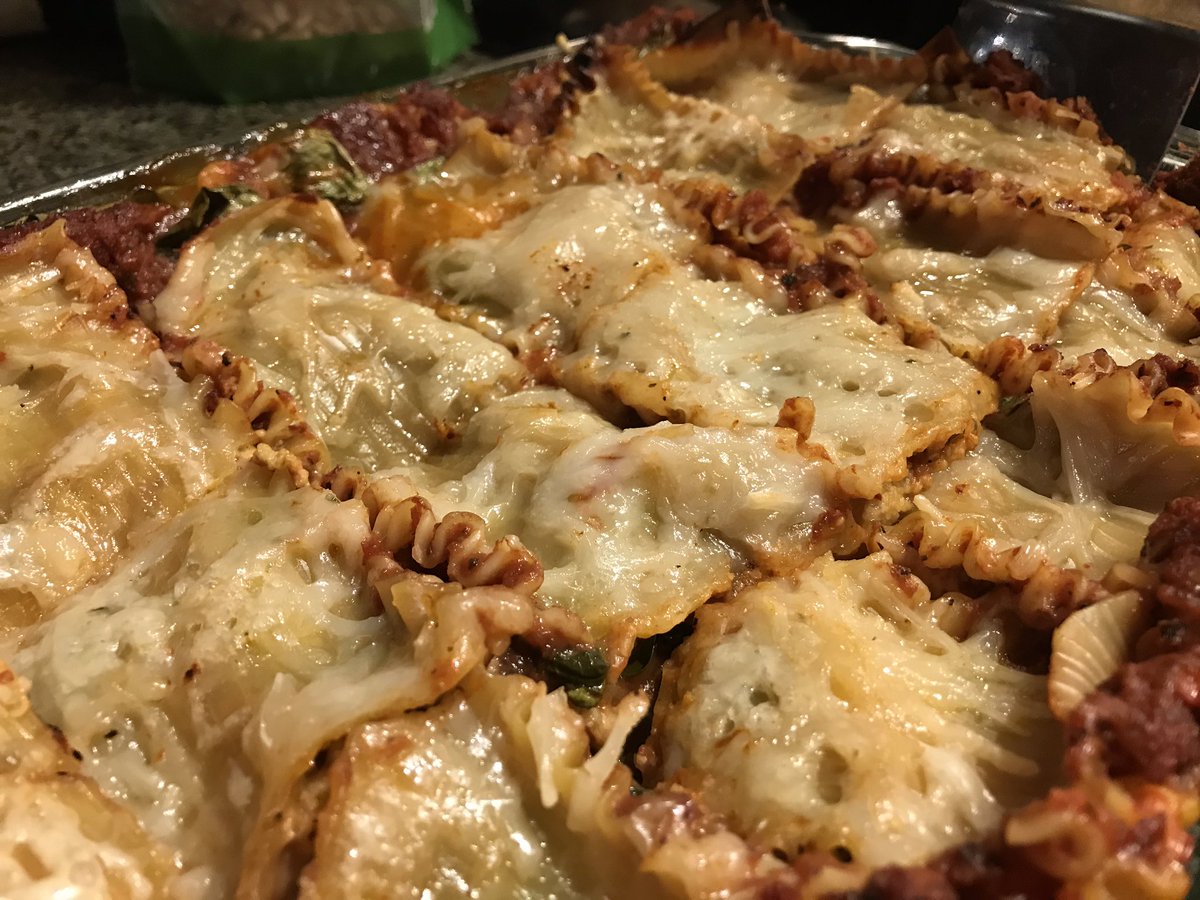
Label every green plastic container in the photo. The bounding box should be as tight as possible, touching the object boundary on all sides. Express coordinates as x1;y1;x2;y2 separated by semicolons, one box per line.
116;0;477;102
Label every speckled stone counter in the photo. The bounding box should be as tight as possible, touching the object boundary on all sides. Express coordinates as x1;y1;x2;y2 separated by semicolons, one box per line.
0;33;484;204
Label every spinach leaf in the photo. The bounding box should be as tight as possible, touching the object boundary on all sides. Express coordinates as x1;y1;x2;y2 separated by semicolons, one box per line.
565;685;603;709
546;647;608;708
285;128;369;205
546;647;608;686
157;183;261;251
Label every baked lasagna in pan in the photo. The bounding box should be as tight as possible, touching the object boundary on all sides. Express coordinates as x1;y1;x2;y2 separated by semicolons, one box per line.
1;9;1199;899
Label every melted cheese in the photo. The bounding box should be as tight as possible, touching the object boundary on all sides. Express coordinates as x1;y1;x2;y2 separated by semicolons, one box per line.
567;295;994;497
1130;220;1200;305
692;65;898;148
877;100;1125;209
561;70;806;198
423;181;994;498
835;194;909;251
0;229;241;627
421;179;700;353
1053;282;1200;365
153;198;525;471
1031;367;1200;512
0;662;170;899
301;690;587;899
657;554;1057;868
373;389;841;637
7;479;391;897
300;674;670;900
1099;217;1200;340
869;245;1087;356
3;31;1197;896
356;126;550;284
896;452;1152;581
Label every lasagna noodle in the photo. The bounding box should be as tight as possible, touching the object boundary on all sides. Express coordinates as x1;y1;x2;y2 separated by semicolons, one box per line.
294;672;813;900
368;389;847;638
557;47;811;200
418;177;704;351
562;294;994;498
241;575;546;900
0;225;243;627
293;674;665;900
1030;356;1200;512
7;479;378;895
1053;280;1200;366
812;140;1125;261
8;462;544;898
150;198;527;473
1096;206;1200;340
639;18;923;150
420;179;995;499
355;122;552;283
850;197;1092;357
355;122;631;286
844;197;1094;351
653;553;1058;869
0;661;172;899
877;451;1153;624
870;88;1129;217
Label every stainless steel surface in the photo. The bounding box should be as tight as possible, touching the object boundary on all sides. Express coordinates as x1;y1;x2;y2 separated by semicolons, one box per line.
1163;125;1200;173
955;0;1200;178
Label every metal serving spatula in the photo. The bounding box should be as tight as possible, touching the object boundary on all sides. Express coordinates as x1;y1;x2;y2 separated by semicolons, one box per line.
954;0;1200;178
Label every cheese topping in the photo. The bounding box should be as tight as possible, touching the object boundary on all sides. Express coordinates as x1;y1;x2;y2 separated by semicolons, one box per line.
877;100;1125;208
869;245;1087;356
1053;282;1200;365
893;452;1152;582
561;67;807;198
301;689;588;900
568;292;994;496
3;18;1199;900
657;553;1057;868
424;181;994;498
0;229;240;624
153;199;525;471
0;661;170;899
8;480;383;896
691;64;899;148
373;389;842;636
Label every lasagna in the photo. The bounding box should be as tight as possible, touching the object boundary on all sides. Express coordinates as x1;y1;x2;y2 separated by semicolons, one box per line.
1;9;1199;899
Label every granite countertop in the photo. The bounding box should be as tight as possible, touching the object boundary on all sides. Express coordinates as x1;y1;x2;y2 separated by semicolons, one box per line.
0;33;488;204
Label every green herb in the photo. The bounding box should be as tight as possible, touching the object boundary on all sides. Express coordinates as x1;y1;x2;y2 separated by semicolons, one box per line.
286;128;369;205
565;685;603;709
545;647;608;708
409;155;447;183
158;184;262;251
546;647;608;686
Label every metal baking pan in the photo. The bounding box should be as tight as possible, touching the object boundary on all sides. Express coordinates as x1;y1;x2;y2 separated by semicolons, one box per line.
1;31;1196;226
0;40;582;225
